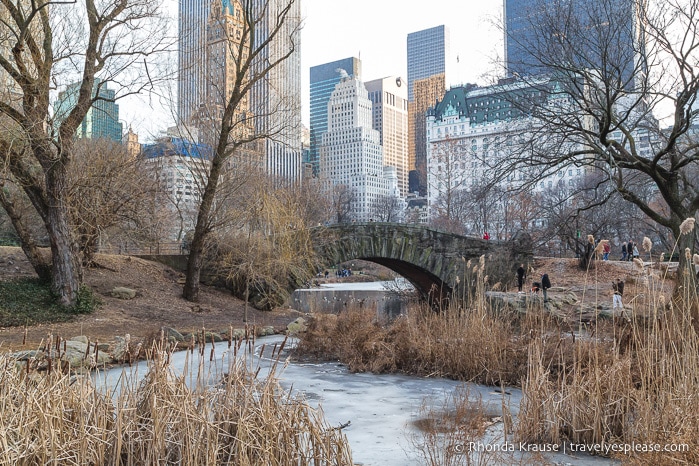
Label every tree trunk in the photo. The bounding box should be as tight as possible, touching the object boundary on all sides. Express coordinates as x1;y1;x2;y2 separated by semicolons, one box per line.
676;226;697;284
183;232;204;301
45;164;82;307
183;154;225;302
0;189;51;282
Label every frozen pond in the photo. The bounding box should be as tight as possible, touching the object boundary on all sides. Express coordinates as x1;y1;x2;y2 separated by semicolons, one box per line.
292;280;415;315
313;279;414;291
94;335;616;466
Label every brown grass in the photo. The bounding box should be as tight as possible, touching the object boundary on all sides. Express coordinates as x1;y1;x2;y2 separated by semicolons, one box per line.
296;304;529;385
0;339;353;465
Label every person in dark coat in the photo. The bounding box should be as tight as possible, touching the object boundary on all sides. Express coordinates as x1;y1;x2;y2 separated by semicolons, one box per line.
516;264;526;293
612;278;624;310
627;240;634;261
541;273;552;302
621;242;628;261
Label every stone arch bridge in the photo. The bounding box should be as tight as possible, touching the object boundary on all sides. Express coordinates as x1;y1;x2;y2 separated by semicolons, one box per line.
311;223;532;302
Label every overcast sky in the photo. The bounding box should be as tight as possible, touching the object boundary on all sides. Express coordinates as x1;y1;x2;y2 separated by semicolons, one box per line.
120;0;504;138
299;0;504;125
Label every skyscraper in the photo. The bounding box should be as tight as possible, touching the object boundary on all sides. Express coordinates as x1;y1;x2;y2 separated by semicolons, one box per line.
54;79;123;141
249;0;303;182
309;57;362;177
320;74;388;222
504;0;638;84
178;0;210;125
407;25;450;195
178;0;302;181
365;76;409;197
407;25;450;102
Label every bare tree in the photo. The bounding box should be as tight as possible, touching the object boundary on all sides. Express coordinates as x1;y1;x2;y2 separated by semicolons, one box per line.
496;0;699;272
370;194;402;222
0;0;170;305
329;184;355;224
182;0;301;301
219;181;320;316
68;138;159;264
427;136;470;229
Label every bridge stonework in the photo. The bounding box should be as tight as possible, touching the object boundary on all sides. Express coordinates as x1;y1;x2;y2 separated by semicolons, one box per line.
311;223;533;301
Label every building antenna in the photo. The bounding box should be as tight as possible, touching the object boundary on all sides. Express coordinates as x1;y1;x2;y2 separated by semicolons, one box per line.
456;54;461;86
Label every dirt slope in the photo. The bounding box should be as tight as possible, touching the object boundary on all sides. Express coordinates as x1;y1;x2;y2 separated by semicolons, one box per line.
0;247;298;351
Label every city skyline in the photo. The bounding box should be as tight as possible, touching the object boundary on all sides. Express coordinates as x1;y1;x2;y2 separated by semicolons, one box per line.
119;0;503;138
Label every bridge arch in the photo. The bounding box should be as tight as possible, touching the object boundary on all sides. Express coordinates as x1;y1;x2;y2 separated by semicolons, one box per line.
311;223;533;302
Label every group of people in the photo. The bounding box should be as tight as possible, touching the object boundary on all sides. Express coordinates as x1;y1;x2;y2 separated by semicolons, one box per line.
620;240;640;261
516;263;625;309
516;264;552;302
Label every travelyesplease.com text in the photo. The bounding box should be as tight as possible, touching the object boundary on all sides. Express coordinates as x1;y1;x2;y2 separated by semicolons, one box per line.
450;441;689;455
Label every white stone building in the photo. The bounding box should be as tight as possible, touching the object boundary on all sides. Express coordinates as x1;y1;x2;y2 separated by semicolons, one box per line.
320;74;395;222
141;137;212;240
425;79;588;234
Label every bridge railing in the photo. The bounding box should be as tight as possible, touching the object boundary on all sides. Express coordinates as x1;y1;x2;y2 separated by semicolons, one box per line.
97;242;187;256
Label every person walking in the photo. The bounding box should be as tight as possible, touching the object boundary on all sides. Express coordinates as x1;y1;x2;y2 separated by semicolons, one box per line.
603;241;611;261
612;278;624;310
627;240;634;261
621;242;628;261
541;273;552;302
632;243;640;260
516;264;526;293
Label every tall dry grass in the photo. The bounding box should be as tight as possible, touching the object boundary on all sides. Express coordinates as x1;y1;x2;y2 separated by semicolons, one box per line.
296;256;568;385
0;339;353;465
517;264;699;464
517;228;699;464
296;304;531;385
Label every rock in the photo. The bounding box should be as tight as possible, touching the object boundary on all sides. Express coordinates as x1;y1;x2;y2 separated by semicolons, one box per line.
190;331;223;343
111;287;136;299
70;335;90;345
561;292;579;304
62;341;111;368
257;326;276;336
203;332;223;343
287;317;307;335
11;350;43;361
110;336;129;361
162;327;185;342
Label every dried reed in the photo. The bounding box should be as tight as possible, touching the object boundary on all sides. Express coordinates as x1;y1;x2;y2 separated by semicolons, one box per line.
0;339;353;465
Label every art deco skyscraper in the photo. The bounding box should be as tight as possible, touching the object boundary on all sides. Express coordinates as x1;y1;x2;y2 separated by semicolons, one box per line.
309;57;362;177
407;25;450;195
320;74;387;222
178;0;302;182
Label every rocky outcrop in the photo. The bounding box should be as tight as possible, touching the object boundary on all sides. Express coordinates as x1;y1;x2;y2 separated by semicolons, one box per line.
486;290;621;325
